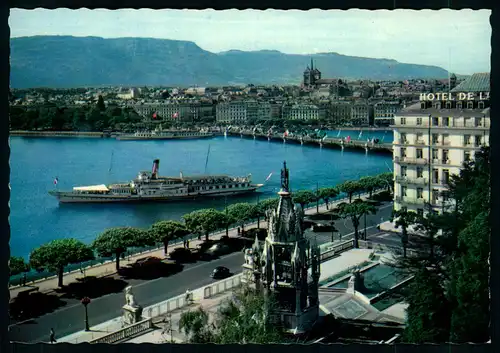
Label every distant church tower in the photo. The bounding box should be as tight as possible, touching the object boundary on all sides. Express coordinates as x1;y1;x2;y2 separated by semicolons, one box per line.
242;161;321;334
303;58;322;88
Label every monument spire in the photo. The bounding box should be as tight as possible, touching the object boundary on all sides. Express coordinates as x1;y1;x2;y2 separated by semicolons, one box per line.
310;58;314;71
280;160;290;192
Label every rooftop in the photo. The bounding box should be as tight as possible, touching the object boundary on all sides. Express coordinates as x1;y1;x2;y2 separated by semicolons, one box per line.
451;73;490;93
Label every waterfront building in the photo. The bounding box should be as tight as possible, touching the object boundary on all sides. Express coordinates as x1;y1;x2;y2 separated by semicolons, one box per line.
216;101;247;124
373;100;403;127
327;101;352;125
132;100;214;121
392;72;490;214
242;162;321;333
350;101;373;126
282;103;326;121
117;87;140;100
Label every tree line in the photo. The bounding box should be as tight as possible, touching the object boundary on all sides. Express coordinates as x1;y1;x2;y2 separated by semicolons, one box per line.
9;172;392;288
9;96;144;132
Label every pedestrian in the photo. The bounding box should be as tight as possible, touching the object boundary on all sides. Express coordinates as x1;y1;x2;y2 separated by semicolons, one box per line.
237;227;241;235
49;328;57;344
22;273;27;286
186;240;190;248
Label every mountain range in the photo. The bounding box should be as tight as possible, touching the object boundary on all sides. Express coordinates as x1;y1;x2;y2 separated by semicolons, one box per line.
10;36;450;88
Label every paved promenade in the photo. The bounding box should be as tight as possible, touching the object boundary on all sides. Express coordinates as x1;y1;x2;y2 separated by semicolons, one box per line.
10;191;383;301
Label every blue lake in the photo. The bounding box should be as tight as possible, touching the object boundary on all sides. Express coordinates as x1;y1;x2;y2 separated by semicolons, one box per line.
10;135;392;259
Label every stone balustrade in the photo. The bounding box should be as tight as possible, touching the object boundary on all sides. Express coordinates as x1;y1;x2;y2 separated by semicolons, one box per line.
89;318;152;344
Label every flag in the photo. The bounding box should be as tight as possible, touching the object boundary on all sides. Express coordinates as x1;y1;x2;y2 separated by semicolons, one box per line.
265;172;273;182
152;112;157;119
283;130;289;137
347;136;351;143
54;177;58;185
172;112;179;119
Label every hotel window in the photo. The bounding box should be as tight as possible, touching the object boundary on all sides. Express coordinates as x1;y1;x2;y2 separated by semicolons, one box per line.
445;101;452;109
400;133;407;144
432;117;439;126
402;186;408;197
475;135;482;146
442;117;450;127
442;134;449;145
420;102;426;109
417;167;423;178
432;134;439;144
478;101;485;109
416;133;424;143
401;166;408;177
457;101;463;109
432;189;439;204
417;188;424;199
401;147;407;158
442;149;449;163
464;134;471;146
467;101;474;109
464;151;471;162
416;148;423;159
416;117;422;125
432;169;439;183
400;117;406;125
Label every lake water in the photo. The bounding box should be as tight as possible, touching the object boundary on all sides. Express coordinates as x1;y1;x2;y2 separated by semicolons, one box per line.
10;134;392;259
326;129;393;142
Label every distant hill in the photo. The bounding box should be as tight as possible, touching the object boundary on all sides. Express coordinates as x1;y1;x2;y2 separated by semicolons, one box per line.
10;36;450;88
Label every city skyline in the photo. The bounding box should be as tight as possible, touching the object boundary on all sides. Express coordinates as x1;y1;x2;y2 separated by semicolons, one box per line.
10;9;491;75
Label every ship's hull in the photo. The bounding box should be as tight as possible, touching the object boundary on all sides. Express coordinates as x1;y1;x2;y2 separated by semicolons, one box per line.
49;187;261;204
117;134;214;141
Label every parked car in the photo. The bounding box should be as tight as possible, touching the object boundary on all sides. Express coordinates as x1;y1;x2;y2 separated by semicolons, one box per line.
210;266;231;279
132;256;162;268
169;248;194;263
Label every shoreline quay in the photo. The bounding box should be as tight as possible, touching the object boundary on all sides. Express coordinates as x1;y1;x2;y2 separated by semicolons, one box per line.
10;130;106;138
229;131;393;154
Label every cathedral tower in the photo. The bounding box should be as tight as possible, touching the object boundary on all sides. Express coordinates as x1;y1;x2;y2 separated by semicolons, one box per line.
242;161;321;334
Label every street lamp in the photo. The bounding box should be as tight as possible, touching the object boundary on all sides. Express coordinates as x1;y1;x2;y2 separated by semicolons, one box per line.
81;296;91;331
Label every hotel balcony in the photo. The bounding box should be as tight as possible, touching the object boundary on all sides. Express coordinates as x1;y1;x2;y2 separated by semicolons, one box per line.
431;178;451;187
395;196;426;206
394;156;428;165
395;176;429;186
392;121;490;130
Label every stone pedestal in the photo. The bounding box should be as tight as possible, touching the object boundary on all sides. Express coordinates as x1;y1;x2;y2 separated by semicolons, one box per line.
122;304;143;326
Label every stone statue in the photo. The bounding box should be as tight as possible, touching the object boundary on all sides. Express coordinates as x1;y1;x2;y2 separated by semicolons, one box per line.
125;286;138;307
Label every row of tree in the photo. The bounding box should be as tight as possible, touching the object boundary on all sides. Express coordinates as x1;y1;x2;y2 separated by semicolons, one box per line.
10;96;144;132
9;172;392;288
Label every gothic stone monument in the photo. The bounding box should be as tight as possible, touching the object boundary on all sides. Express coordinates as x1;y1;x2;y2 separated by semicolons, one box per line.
242;161;321;334
122;285;143;326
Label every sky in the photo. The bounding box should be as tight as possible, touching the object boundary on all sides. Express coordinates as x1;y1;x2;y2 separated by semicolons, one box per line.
10;9;491;75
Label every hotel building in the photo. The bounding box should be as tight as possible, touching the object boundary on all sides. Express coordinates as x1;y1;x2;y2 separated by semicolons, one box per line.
392;73;490;215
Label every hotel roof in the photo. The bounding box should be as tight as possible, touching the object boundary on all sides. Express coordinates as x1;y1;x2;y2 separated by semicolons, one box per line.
451;73;490;93
398;102;490;117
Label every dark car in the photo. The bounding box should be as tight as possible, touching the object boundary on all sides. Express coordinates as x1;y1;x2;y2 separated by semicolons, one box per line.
169;248;194;263
210;266;231;279
132;256;162;268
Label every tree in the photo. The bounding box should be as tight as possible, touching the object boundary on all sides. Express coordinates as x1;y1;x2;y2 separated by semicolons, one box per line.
248;203;266;229
92;227;152;271
391;207;418;258
318;187;339;210
150;220;189;256
183;209;225;241
10;256;30;276
359;176;377;198
335;199;377;248
97;95;106;111
338;180;362;203
227;203;253;233
375;172;393;193
179;307;212;343
30;238;95;287
292;190;316;211
179;286;285;344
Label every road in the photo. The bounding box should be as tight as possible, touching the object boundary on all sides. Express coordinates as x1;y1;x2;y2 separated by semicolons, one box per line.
9;251;245;343
10;200;394;343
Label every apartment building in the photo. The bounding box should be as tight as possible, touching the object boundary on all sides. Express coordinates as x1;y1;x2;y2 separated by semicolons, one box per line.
216;101;247;124
132;101;213;121
373;100;402;126
350;102;373;126
392;72;490;215
282;103;326;121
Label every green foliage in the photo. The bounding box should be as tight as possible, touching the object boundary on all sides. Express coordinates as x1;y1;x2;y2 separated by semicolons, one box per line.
258;198;279;213
92;227;152;270
10;256;30;276
183;208;226;241
358;176;378;197
391;207;418;257
227;203;254;228
397;147;490;343
292;190;316;210
317;187;339;209
150;220;189;254
336;199;376;248
97;95;106;111
30;238;94;287
179;287;285;344
338;180;362;203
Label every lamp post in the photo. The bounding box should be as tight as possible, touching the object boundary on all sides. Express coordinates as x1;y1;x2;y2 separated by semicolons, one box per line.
81;296;91;331
224;195;229;236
